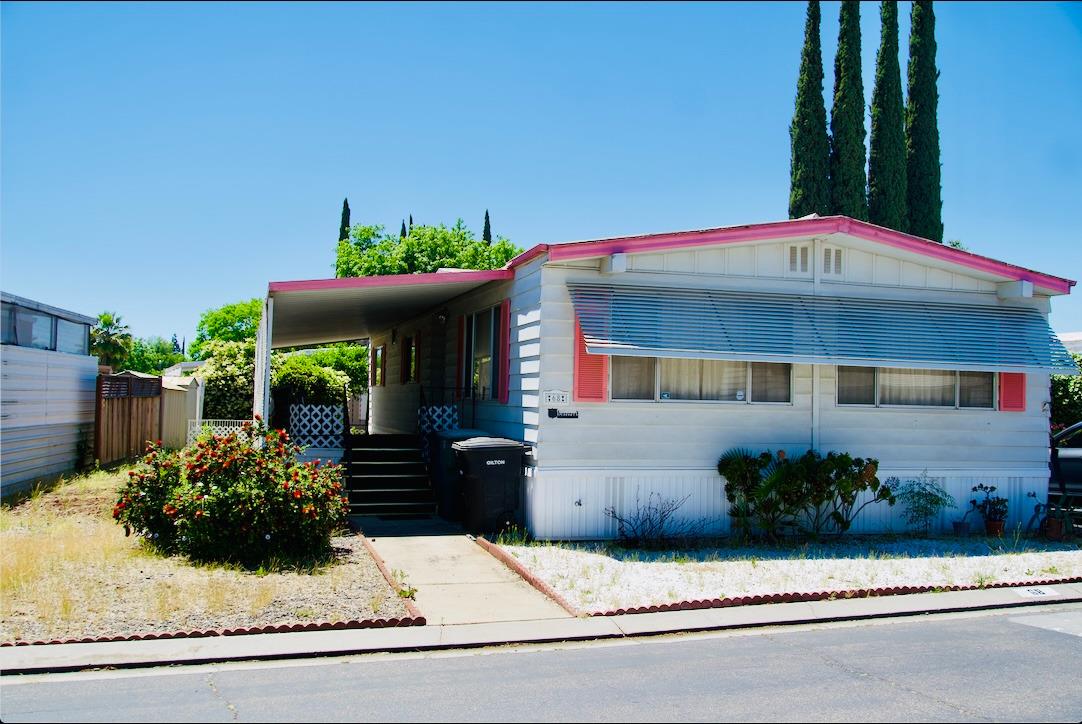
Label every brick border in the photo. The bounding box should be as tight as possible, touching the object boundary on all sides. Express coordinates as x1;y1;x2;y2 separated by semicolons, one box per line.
359;534;426;622
588;576;1082;616
1;535;426;648
474;536;584;617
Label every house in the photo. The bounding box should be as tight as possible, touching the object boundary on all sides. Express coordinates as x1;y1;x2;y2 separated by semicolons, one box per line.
1;292;98;496
253;215;1078;539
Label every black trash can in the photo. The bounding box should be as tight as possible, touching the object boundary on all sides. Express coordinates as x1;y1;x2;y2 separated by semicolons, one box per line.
428;428;490;521
452;437;527;534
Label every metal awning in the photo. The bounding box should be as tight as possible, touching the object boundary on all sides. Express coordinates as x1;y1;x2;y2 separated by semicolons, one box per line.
568;283;1079;374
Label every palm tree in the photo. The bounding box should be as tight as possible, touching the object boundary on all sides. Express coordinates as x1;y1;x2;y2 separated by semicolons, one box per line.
91;311;133;369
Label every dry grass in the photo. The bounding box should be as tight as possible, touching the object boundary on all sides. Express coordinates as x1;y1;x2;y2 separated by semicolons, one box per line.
0;468;406;642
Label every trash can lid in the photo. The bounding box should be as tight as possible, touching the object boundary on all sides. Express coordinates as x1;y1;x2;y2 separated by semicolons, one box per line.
451;437;526;450
435;428;490;440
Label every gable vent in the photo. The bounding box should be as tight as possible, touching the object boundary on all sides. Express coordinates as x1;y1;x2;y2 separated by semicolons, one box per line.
788;244;810;274
824;247;843;276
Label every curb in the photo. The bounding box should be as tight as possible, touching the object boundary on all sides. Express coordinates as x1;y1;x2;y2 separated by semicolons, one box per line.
589;576;1082;616
359;534;426;623
473;536;584;617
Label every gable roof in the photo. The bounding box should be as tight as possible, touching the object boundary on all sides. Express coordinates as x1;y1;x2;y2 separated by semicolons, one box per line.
505;215;1075;295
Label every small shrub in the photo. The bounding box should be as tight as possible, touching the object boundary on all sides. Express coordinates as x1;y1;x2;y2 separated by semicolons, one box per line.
113;418;349;566
891;471;956;535
603;491;705;549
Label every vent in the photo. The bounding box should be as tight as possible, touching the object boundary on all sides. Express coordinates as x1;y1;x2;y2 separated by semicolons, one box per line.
823;247;843;276
788;244;810;275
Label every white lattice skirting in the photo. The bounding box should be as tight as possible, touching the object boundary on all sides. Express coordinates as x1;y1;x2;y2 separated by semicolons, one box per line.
289;404;345;449
186;419;251;445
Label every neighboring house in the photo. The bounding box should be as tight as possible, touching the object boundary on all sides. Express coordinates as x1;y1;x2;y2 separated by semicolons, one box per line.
160;360;205;377
1;292;98;496
1058;332;1082;355
254;215;1078;538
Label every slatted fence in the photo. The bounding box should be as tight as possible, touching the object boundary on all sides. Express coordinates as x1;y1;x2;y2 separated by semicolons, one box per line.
94;374;162;465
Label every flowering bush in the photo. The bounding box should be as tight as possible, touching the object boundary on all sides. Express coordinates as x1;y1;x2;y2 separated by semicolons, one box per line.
113;418;349;565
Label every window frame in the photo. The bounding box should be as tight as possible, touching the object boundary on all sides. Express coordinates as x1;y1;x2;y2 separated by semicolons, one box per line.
372;345;386;387
610;356;793;406
462;304;502;401
835;366;997;410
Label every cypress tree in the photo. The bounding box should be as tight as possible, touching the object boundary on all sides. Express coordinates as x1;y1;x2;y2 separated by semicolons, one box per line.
400;220;407;238
789;1;830;219
338;198;351;241
408;214;413;232
829;1;868;220
482;210;492;244
905;0;943;242
868;1;907;231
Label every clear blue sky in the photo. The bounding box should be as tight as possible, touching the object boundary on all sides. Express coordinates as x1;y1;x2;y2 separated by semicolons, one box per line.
3;1;1080;344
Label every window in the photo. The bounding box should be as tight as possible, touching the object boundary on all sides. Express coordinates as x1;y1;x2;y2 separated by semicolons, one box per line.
1;303;14;345
612;357;655;400
613;357;789;404
372;346;385;386
401;335;419;383
837;366;995;409
463;306;502;400
788;244;811;276
16;307;54;350
56;319;89;356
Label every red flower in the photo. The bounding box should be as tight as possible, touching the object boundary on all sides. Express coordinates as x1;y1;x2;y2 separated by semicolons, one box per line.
283;481;290;490
293;490;302;499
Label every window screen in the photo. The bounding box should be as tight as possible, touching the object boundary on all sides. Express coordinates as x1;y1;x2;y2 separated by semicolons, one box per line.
750;363;791;403
837;366;876;405
612;357;655;400
56;319;89;355
958;371;994;408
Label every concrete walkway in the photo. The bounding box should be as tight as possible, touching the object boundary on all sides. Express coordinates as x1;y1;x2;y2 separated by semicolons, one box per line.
354;516;569;625
3;583;1080;675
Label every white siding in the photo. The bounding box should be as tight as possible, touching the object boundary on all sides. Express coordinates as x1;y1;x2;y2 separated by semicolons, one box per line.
1;345;97;495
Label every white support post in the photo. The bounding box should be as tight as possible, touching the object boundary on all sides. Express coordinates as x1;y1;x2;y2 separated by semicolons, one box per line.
252;296;274;422
262;297;273;422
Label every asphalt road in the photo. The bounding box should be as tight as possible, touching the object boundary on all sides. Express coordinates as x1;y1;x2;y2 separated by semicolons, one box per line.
2;605;1081;723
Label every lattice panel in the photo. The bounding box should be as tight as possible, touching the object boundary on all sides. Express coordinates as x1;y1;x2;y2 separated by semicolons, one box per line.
289;404;345;449
187;419;251;445
418;404;460;461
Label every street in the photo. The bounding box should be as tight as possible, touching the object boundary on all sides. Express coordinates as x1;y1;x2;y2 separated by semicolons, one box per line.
2;605;1081;722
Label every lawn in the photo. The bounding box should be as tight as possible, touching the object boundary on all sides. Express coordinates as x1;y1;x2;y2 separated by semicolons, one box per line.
501;536;1082;614
0;468;408;643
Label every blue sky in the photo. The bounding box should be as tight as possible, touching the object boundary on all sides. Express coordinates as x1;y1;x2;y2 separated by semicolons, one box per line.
2;1;1080;344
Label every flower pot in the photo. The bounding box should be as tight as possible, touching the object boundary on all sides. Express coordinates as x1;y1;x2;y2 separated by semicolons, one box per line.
985;519;1005;537
952;520;970;536
1045;517;1065;541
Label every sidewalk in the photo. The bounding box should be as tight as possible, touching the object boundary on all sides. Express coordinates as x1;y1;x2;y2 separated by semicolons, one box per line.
3;582;1080;675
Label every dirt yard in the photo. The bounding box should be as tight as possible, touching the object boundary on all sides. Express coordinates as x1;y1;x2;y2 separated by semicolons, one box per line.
0;469;408;643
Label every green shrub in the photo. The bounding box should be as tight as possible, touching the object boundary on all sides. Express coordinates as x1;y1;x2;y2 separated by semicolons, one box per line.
113;418;348;565
1051;352;1082;433
200;340;255;419
272;354;350;405
890;471;956;535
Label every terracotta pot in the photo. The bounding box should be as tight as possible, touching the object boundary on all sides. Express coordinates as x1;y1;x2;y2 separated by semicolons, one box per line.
985;519;1005;537
952;520;970;536
1045;517;1065;541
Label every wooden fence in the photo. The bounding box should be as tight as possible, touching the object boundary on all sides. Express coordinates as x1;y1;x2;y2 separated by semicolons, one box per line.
94;374;162;465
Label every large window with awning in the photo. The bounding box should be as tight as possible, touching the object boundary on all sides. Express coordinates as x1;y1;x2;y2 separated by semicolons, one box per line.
837;366;995;408
612;358;791;404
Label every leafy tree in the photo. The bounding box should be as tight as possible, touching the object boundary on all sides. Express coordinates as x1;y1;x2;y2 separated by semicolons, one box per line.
190;299;262;360
789;1;830;218
829;0;868;220
868;1;907;232
339;197;351;242
171;333;182;354
905;0;944;242
301;344;369;393
126;336;186;374
271;354;350;407
90;311;133;369
1052;352;1082;431
199;340;255;419
482;210;492;244
335;220;520;277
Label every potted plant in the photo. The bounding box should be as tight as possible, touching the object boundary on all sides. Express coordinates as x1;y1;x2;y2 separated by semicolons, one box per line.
972;483;1008;537
953;501;977;537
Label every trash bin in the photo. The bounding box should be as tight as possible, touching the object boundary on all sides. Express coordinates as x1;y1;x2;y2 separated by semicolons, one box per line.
452;437;527;534
428;428;489;521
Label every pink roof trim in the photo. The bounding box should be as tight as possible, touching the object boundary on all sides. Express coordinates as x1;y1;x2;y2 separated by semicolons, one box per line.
519;216;1073;294
269;269;513;294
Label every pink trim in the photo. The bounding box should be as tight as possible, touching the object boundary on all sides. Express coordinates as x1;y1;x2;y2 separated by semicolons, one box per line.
269;269;513;293
505;243;550;270
498;299;511;404
539;216;1073;294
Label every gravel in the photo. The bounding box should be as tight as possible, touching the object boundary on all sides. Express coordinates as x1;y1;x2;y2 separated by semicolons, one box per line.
502;538;1082;613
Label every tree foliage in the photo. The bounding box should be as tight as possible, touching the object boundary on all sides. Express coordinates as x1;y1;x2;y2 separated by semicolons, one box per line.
300;344;369;392
482;210;492;244
868;1;907;232
200;340;255;419
271;354;350;407
905;0;944;242
335;220;520;278
126;336;186;375
339;197;351;242
789;0;830;219
90;311;133;369
1052;353;1082;431
829;0;868;220
190;299;262;360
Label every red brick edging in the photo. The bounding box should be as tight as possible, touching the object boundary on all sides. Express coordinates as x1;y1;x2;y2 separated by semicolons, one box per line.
359;534;427;622
588;576;1082;616
474;536;584;617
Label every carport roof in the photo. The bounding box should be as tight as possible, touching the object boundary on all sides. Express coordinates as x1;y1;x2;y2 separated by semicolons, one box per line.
267;269;513;348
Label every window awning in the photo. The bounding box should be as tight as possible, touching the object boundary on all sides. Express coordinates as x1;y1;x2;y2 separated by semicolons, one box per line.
568;283;1079;374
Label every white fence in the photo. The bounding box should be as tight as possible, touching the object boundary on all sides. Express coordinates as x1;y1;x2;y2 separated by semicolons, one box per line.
289;404;345;449
186;419;252;445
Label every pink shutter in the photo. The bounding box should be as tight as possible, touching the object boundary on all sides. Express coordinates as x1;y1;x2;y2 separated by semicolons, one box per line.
499;299;511;404
573;318;607;402
455;316;465;400
998;372;1026;411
